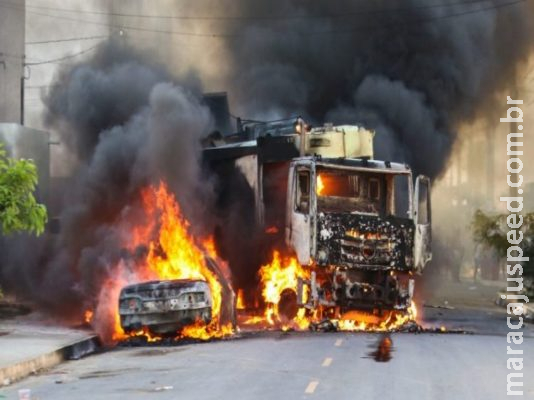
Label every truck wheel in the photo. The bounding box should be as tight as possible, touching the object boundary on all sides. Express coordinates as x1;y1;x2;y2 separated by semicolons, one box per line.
202;309;212;324
278;288;298;323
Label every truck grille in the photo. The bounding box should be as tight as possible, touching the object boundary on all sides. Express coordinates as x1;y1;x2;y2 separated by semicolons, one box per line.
340;236;393;266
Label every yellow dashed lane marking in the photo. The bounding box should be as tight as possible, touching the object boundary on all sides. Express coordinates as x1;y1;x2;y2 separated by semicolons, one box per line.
305;381;319;394
334;339;343;347
322;357;333;367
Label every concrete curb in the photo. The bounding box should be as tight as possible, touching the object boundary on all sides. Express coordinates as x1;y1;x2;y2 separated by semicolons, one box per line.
0;335;100;386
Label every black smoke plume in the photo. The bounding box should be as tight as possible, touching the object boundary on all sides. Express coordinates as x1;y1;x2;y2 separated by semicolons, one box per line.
0;1;533;330
226;0;533;178
0;41;216;325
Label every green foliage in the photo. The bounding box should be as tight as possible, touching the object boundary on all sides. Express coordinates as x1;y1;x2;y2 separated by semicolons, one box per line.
0;143;47;235
472;209;534;283
472;210;509;257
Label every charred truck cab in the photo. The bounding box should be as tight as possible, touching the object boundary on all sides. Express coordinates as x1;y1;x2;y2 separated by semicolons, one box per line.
204;121;431;319
287;157;431;315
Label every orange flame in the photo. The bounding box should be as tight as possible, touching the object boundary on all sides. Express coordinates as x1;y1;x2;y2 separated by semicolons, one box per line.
91;180;417;340
84;310;94;324
260;251;305;306
253;250;418;332
142;183;225;338
265;226;279;234
258;251;310;329
180;321;234;341
236;289;246;310
95;181;233;343
201;236;218;260
316;174;325;195
123;326;162;343
335;301;418;331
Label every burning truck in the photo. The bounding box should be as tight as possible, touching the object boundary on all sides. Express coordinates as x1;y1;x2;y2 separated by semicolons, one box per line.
204;120;432;328
115;118;431;338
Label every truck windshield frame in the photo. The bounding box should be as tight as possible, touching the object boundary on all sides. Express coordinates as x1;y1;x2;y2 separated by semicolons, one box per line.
315;166;412;218
295;168;311;214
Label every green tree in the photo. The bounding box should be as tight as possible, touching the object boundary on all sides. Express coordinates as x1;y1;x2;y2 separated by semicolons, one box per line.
0;143;47;235
472;209;533;291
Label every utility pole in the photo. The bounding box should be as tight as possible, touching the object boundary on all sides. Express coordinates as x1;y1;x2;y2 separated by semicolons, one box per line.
509;81;519;199
20;73;24;125
485;122;495;209
0;0;25;124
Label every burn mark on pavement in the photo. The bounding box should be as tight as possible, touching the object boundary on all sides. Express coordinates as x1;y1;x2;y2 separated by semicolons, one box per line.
130;348;188;357
78;368;140;380
366;334;393;362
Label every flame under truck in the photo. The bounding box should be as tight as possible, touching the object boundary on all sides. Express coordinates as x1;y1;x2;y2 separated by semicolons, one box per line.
204;120;432;321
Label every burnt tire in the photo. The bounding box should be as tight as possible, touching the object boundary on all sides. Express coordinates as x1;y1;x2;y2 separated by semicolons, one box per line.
202;309;212;324
277;288;299;323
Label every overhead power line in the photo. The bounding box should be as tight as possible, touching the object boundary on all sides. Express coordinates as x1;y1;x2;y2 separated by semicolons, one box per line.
304;0;525;36
25;83;59;89
0;0;525;44
25;44;101;66
7;0;507;21
0;51;24;60
229;113;301;124
26;35;108;45
9;0;523;39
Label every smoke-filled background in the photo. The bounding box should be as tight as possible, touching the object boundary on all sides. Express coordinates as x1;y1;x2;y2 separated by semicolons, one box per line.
1;0;534;327
1;41;219;318
224;0;533;179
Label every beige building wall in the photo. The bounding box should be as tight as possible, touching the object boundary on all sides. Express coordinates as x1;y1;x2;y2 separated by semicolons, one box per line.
0;0;25;123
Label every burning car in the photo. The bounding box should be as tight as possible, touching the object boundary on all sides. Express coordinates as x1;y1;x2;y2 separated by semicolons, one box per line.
119;279;212;335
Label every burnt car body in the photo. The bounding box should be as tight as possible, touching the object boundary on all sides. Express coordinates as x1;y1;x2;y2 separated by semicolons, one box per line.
119;279;212;335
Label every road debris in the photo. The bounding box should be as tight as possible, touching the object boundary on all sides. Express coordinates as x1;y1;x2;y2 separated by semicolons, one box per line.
154;386;173;392
17;389;31;400
366;334;394;362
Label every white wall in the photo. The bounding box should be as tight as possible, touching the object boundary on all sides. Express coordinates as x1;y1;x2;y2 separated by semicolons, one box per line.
0;0;25;123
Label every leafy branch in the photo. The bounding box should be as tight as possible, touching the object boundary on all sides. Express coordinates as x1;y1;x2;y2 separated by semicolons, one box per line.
0;143;48;235
472;209;534;284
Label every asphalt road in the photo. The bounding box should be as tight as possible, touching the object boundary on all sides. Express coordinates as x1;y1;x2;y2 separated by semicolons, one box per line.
3;306;534;400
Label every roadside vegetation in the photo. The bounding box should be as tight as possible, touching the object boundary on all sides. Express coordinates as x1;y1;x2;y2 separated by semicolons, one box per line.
0;143;48;303
0;143;47;235
472;209;534;293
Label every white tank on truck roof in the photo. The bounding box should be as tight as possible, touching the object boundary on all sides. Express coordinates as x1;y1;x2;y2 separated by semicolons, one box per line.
298;124;375;160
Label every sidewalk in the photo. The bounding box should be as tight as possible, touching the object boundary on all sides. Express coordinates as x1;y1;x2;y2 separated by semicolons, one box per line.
0;311;99;386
